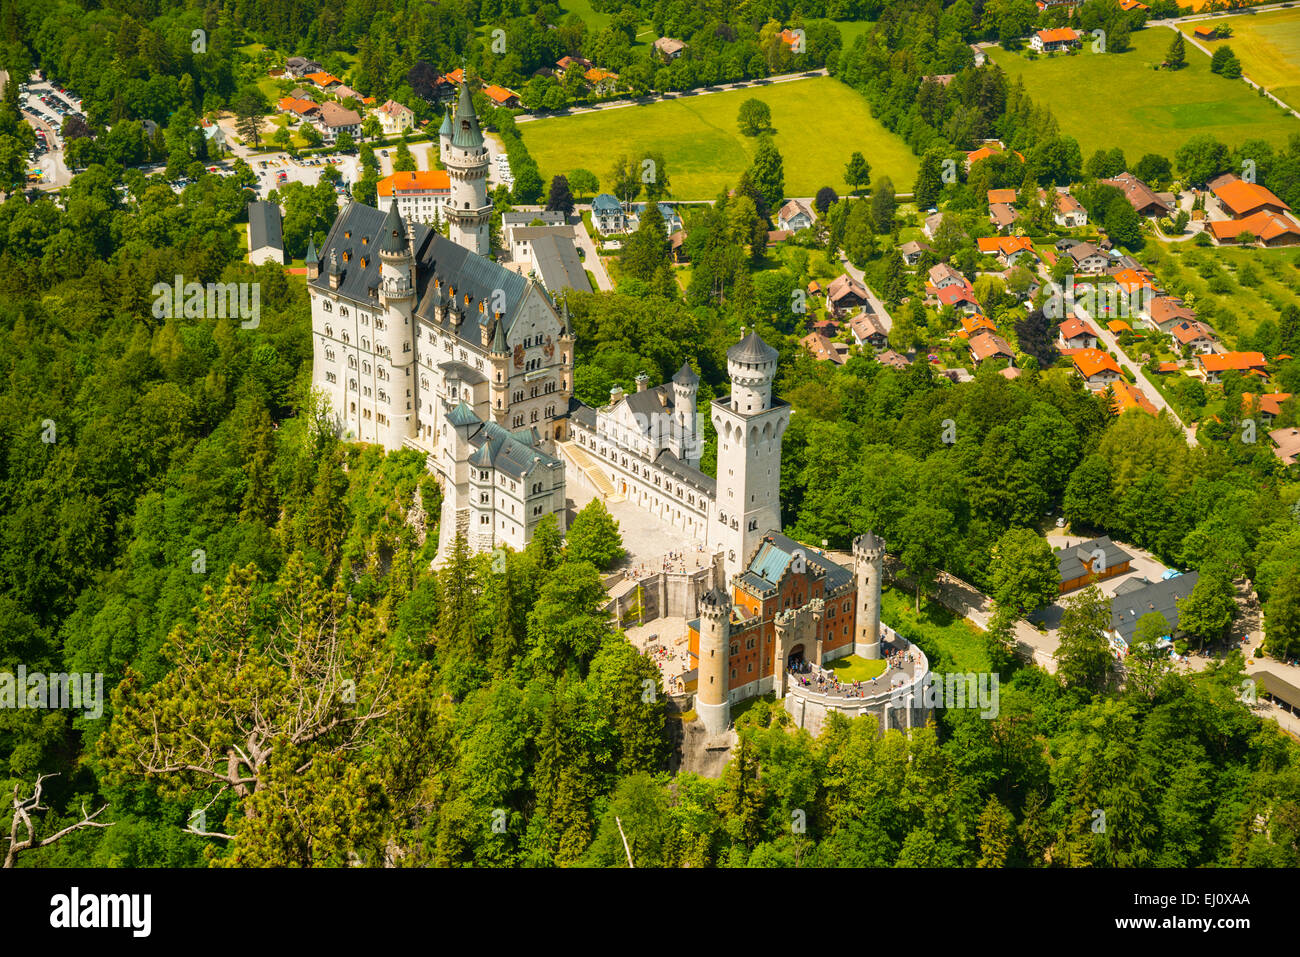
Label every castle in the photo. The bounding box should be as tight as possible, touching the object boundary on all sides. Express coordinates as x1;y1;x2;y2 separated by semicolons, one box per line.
305;83;916;736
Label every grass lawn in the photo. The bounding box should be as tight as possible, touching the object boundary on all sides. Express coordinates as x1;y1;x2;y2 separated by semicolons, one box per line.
828;654;889;682
832;19;875;49
881;585;992;674
1187;9;1300;110
987;28;1298;158
521;76;918;199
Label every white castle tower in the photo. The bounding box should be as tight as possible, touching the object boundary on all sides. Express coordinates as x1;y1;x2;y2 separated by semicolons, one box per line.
696;588;732;734
439;80;491;255
853;531;886;659
709;330;789;580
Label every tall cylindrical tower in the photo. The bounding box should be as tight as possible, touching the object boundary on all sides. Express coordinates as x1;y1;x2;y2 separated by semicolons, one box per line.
444;81;492;256
696;588;731;734
853;531;886;659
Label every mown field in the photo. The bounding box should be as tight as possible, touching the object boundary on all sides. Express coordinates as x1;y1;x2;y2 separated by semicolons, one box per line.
1186;8;1300;110
988;28;1297;158
521;75;918;199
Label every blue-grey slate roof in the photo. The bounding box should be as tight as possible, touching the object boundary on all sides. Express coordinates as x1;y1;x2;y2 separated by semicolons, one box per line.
248;200;283;252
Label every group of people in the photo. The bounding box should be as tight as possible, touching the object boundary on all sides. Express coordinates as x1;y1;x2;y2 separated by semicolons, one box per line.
627;543;710;580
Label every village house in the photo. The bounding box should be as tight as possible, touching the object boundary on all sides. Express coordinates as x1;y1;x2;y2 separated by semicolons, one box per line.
1193;24;1220;41
987;188;1017;206
957;314;998;339
1146;295;1198;332
969;329;1014;366
1058;316;1098;350
654;37;686;60
977;235;1035;267
1169;319;1218;355
965;143;1024;169
1111;381;1159;416
928;262;967;290
1197;351;1268;384
777;200;815;233
305;71;342;90
802;332;850;365
933;283;981;315
826;274;872;317
630;202;682;235
317;101;361;142
989;203;1019;232
923;212;946;239
670;230;687;263
1030;27;1081;53
1066;241;1110;274
1109;573;1200;654
1071;348;1124;390
849;311;889;348
1269;427;1300;466
876;349;911;370
482;85;520;108
1102;172;1175;218
1243;392;1294;426
584;68;619;94
591;193;628;234
278;96;320;120
899;240;930;265
1208;210;1300;247
333;84;364;103
1056;536;1133;593
285;57;324;78
377;99;415;135
1045;189;1088;228
971;44;987;66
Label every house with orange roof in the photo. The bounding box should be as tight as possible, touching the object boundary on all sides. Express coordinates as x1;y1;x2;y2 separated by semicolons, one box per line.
1058;317;1098;350
1118;0;1148;10
1243;392;1293;425
958;314;998;339
277;96;320;119
482;84;520;107
969;330;1015;366
377;169;451;224
1108;320;1132;335
1111;381;1158;416
1030;28;1080;53
965;143;1025;169
1156;361;1182;374
305;71;342;89
584;67;619;92
1112;268;1156;295
976;235;1035;267
1197;351;1268;384
1071;348;1124;390
1193;25;1220;41
1212;177;1291;218
987;188;1017;205
779;28;804;49
1169;320;1218;355
1208;210;1300;247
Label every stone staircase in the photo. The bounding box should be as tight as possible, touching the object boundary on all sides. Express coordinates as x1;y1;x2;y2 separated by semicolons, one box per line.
556;440;624;503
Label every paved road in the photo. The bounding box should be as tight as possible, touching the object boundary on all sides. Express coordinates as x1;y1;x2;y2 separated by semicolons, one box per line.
836;251;894;333
1061;289;1199;445
572;205;613;291
514;69;830;124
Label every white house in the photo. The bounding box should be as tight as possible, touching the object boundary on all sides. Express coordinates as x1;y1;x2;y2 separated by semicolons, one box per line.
777;200;814;233
377;99;415;135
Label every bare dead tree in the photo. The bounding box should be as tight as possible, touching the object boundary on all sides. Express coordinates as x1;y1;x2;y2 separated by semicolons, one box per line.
4;774;112;868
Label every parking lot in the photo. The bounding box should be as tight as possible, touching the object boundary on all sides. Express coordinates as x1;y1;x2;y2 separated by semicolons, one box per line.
18;74;83;188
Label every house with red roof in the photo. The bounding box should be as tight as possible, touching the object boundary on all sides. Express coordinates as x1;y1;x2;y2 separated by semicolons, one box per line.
1058;317;1098;350
976;235;1035;267
1169;320;1218;355
1197;351;1268;384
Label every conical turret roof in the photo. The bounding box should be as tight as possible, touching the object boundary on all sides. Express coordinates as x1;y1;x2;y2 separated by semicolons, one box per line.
728;329;778;364
451;80;484;149
378;202;408;254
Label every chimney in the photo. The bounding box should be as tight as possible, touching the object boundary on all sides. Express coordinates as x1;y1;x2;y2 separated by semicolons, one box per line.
635;371;649;392
610;384;625;405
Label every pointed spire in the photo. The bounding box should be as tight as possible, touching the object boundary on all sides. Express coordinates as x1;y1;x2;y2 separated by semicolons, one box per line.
378;202;408;254
439;106;453;137
451;79;483;149
304;237;318;266
492;317;507;354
